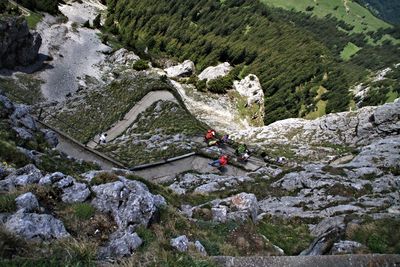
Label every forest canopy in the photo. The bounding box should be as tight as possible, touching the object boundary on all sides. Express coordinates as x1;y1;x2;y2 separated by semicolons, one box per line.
105;0;400;124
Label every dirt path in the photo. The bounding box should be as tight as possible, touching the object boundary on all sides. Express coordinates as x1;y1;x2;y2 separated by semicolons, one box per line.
86;90;178;148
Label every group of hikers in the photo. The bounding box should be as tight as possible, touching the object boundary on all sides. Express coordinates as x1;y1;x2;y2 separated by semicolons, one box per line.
204;129;251;171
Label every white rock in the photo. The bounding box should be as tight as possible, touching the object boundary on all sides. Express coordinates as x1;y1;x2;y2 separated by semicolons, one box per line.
198;62;232;81
233;74;264;106
164;60;195;78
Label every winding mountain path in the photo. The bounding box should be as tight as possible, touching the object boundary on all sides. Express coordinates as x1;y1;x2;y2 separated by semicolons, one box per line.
86;90;178;148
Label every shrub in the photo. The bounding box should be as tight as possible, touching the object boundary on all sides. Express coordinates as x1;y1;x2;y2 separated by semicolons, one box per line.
0;194;17;213
72;203;96;220
90;172;119;185
207;76;232;94
132;59;149;71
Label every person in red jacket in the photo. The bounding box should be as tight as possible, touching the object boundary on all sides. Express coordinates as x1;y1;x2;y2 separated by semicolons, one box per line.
205;129;218;146
209;154;229;168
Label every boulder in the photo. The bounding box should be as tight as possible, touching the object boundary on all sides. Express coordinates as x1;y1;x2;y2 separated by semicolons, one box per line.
1;164;43;191
39;172;66;186
61;182;90;203
170;235;189;252
195;240;207;256
0;16;42;68
15;192;39;212
164;60;195;78
108;48;140;65
99;228;143;258
198;62;232;81
54;176;74;189
212;206;228;223
233;74;264;106
41;129;59;148
5;211;70;240
310;217;345;237
330;240;366;255
91;178;165;229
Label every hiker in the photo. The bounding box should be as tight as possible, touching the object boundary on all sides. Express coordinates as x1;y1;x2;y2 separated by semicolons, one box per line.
220;134;230;144
205;129;216;141
99;133;107;144
209;154;229;168
204;129;217;146
236;143;250;162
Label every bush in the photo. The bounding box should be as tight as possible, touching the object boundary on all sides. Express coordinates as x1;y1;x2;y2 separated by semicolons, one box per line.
132;59;149;71
72;203;96;220
196;79;207;92
207;76;232;94
90;172;119;185
0;194;17;213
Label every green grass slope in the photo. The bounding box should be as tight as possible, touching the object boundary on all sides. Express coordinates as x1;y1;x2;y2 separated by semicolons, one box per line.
261;0;392;34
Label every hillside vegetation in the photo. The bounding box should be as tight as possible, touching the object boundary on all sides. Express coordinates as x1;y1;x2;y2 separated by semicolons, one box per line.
104;0;400;124
261;0;391;35
356;0;400;25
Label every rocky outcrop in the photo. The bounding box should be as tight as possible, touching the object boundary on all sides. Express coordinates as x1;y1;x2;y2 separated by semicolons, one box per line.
0;93;58;145
5;211;70;240
15;192;40;213
99;228;143;258
233;74;264;106
164;60;195;78
91;178;165;229
0;164;43;191
0;16;42;69
234;98;400;148
169;173;253;195
198;62;232;81
189;192;258;223
108;48;140;65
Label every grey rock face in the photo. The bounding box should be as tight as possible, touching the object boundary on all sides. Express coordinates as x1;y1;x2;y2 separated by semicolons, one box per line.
108;48;140;65
1;164;43;191
169;173;253;195
191;192;258;223
15;192;39;213
195;240;207;256
5;211;70;240
170;235;189;252
100;228;143;258
41;129;59;148
91;178;165;229
0;16;42;68
330;240;366;255
39;172;66;186
61;182;90;203
164;60;195;78
54;176;74;189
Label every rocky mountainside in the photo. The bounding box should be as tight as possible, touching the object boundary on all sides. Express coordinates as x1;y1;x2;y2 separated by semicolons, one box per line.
0;0;399;266
0;16;41;69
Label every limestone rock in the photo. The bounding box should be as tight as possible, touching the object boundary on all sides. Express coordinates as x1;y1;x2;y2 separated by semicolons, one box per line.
41;129;59;148
195;240;207;256
212;206;228;223
233;74;264;106
198;62;232;81
170;235;189;252
15;192;39;212
54;176;75;189
61;182;90;203
330;240;366;255
0;16;42;68
99;228;143;258
164;60;195;78
1;164;43;191
91;178;165;229
5;211;70;240
39;172;66;186
108;48;140;65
